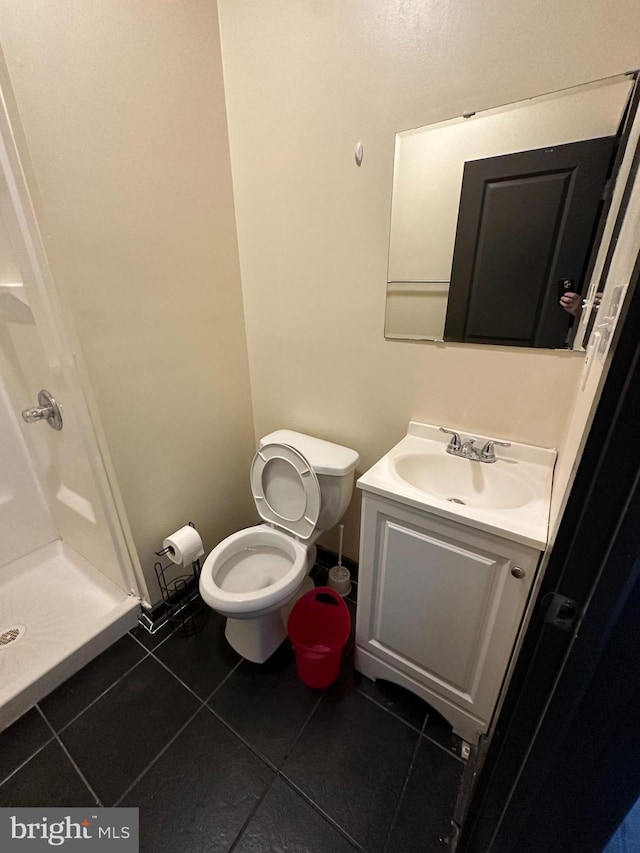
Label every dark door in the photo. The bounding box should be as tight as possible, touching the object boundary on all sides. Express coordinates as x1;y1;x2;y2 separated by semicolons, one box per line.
459;242;640;853
444;137;616;347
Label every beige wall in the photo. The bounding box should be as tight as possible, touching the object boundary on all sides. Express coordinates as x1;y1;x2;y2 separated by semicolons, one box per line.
218;0;640;558
2;0;638;586
1;1;256;599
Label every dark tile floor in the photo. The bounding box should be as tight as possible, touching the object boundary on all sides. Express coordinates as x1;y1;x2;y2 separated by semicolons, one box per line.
0;569;464;852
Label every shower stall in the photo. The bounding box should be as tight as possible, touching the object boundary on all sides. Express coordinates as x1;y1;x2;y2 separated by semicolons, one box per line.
0;81;147;731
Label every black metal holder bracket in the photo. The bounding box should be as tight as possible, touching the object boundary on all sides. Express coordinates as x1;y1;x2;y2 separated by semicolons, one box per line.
153;522;208;637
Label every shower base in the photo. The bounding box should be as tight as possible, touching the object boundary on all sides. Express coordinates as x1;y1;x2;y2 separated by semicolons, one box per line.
0;540;139;732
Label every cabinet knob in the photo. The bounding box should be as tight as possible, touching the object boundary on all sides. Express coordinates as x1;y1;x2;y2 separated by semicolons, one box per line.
511;566;526;579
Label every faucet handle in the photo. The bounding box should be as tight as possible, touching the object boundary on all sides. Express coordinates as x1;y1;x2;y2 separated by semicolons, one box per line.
440;427;462;451
479;439;511;463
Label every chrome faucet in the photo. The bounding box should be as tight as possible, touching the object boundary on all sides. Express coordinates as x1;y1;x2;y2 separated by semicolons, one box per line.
439;427;510;463
461;438;478;458
439;427;462;452
478;439;511;463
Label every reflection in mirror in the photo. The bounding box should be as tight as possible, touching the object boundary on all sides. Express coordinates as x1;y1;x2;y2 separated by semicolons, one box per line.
385;74;636;348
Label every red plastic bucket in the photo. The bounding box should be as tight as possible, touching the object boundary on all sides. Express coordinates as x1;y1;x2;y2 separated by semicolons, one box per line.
287;586;351;688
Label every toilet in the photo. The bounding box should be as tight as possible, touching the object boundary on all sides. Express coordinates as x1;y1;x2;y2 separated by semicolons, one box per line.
199;430;359;663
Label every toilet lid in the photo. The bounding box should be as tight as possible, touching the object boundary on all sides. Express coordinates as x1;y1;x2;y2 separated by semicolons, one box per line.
250;443;321;540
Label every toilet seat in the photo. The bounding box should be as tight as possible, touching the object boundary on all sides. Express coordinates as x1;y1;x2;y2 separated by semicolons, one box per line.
250;443;321;540
199;524;308;616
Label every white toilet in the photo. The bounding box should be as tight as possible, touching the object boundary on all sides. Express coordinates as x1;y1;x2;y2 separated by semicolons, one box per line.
199;430;359;663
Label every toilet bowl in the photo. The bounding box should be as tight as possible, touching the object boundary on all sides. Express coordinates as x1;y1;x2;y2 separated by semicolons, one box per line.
199;524;312;662
199;431;359;663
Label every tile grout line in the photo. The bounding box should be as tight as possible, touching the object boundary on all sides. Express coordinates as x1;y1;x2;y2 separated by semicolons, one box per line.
353;686;427;735
275;689;326;771
381;711;430;853
421;710;431;736
128;624;177;654
202;662;320;776
112;701;208;807
421;729;466;765
38;632;234;808
111;659;248;806
143;644;241;707
201;657;244;705
53;652;151;737
202;667;363;850
226;773;280;853
352;685;465;764
204;706;279;774
0;732;56;789
277;775;366;852
274;691;368;851
35;705;104;807
0;636;154;789
203;672;325;791
199;657;292;773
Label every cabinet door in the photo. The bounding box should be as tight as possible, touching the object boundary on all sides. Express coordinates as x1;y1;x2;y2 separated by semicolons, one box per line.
356;496;538;725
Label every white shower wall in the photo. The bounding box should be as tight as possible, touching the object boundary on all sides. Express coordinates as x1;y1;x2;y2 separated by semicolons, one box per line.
0;369;56;567
0;287;134;592
0;194;143;731
0;155;140;599
0;129;142;729
0;183;56;567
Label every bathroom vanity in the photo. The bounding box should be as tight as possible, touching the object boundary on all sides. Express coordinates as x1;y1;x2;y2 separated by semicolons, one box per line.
354;422;555;744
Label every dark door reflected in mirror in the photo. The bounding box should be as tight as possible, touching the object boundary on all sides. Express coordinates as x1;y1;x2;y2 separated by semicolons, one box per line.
444;137;616;348
385;73;637;350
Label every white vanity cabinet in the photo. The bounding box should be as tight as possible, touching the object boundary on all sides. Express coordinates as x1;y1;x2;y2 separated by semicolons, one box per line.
355;492;541;744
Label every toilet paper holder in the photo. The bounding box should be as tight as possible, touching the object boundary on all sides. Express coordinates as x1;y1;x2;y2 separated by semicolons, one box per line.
154;522;208;638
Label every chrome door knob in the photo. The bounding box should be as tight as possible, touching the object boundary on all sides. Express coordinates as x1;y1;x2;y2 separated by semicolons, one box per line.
21;390;63;430
511;566;526;579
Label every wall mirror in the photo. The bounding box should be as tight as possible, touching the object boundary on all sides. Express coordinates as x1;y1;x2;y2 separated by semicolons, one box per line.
385;74;637;349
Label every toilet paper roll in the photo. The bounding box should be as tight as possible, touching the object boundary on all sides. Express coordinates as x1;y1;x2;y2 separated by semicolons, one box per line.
163;525;204;567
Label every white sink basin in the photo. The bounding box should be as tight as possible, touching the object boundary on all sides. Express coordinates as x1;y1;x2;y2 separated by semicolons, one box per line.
392;452;536;510
357;422;556;549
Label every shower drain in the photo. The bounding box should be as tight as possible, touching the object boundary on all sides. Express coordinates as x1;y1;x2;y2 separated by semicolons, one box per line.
0;625;27;647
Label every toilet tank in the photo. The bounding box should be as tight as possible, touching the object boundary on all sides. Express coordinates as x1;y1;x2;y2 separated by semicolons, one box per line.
259;430;359;531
